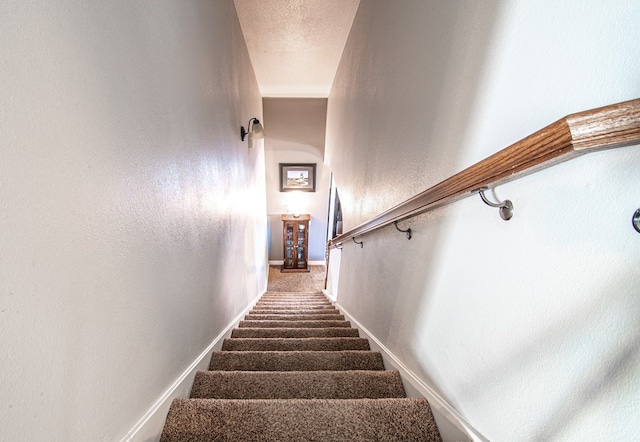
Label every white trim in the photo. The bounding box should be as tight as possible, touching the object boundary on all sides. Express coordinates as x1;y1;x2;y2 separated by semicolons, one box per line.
337;303;489;442
120;291;264;442
322;288;336;302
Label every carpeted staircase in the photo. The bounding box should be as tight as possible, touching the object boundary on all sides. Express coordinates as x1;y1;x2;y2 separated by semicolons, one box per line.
160;291;442;441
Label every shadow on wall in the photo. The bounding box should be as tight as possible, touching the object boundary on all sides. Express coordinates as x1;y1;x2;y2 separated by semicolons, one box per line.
454;274;640;440
336;209;456;388
329;0;504;360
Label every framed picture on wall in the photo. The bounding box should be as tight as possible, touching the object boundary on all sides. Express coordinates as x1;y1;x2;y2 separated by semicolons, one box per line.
279;163;316;192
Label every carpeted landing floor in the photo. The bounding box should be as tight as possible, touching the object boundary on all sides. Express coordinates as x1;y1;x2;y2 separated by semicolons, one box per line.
160;291;442;441
266;264;326;292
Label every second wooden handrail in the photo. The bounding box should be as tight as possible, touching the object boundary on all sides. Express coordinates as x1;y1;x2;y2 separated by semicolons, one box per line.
329;98;640;248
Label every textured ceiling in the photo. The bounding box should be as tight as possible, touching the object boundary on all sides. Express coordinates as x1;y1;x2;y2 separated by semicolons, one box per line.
234;0;360;97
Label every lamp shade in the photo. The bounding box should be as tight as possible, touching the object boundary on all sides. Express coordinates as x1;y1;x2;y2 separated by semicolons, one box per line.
250;121;264;140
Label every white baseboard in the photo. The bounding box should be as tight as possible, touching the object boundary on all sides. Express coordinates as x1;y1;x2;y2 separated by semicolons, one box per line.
322;288;336;302
336;303;489;442
120;291;264;442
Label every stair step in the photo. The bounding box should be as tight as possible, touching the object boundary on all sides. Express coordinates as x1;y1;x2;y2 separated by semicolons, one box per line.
256;298;331;303
209;350;385;371
254;302;333;308
248;309;339;315
258;299;328;304
257;300;329;304
239;320;351;328
221;337;370;351
244;313;345;321
231;327;359;338
254;305;333;310
161;398;441;442
190;370;406;399
260;294;327;299
261;290;324;294
252;304;336;310
259;297;328;301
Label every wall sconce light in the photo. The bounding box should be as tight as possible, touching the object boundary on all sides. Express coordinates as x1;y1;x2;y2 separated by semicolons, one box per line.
240;117;264;142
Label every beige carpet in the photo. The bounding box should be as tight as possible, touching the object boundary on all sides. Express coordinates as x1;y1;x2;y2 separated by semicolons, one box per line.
266;264;325;292
160;292;443;441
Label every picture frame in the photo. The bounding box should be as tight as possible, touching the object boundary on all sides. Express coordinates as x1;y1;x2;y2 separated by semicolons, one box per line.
279;163;316;192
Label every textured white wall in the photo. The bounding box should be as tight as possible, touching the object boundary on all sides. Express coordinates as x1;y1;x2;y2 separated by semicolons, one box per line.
263;97;330;263
326;1;640;440
0;1;266;440
264;144;331;262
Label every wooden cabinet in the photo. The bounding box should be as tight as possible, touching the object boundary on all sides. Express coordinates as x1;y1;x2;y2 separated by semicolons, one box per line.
281;214;310;272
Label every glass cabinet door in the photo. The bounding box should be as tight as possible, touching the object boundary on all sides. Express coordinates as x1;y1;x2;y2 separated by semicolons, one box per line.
296;223;306;268
284;223;295;269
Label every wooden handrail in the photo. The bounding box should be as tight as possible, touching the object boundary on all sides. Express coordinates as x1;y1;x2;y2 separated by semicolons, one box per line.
329;98;640;248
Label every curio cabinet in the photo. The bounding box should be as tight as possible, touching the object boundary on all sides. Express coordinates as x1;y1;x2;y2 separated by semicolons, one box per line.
281;214;310;272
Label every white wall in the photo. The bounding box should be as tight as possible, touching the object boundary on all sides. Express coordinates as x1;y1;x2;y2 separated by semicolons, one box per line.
263;98;331;263
326;1;640;441
0;1;267;440
265;144;331;262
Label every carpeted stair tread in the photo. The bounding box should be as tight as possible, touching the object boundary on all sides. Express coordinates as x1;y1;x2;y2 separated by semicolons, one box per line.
160;398;442;442
248;308;339;315
258;296;330;299
239;320;351;328
253;305;334;310
260;295;327;300
244;313;345;321
259;302;327;305
221;337;370;351
190;370;406;399
231;327;359;338
254;303;333;309
252;304;336;310
209;350;385;371
259;298;328;302
260;291;326;296
260;290;325;295
257;300;330;304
